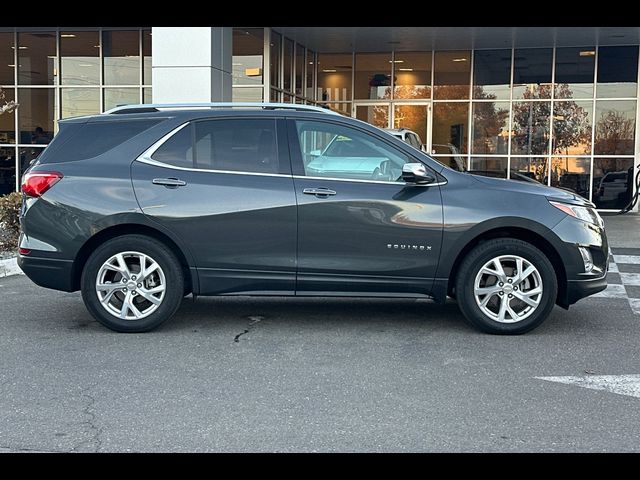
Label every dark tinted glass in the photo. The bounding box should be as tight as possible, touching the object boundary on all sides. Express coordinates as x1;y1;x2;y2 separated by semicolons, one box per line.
513;48;553;99
473;49;511;100
41;119;162;163
597;46;639;98
17;32;56;85
0;147;16;195
554;47;595;98
151;124;193;168
194;119;279;174
0;33;14;85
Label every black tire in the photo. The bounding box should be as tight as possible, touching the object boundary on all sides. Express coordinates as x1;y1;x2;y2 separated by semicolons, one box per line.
455;238;558;335
81;234;184;333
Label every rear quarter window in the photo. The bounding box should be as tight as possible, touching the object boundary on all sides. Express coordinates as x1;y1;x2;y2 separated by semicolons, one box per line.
38;119;163;164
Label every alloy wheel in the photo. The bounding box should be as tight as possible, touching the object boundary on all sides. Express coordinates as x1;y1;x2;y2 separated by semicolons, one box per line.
95;251;166;320
473;255;543;323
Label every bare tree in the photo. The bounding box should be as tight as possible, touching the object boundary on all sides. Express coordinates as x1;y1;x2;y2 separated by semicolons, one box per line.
594;110;635;156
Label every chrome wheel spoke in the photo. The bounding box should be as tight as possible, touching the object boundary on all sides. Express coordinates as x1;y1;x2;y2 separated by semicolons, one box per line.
140;262;159;282
119;292;133;319
513;286;543;307
506;302;520;321
474;285;501;296
115;254;131;278
97;282;121;304
137;288;162;305
497;295;509;322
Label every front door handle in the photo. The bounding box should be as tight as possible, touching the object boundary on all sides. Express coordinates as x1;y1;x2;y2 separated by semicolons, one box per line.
152;177;187;188
303;187;337;198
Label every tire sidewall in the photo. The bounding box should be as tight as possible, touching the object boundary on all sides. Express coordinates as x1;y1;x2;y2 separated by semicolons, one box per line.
81;235;184;333
457;239;558;334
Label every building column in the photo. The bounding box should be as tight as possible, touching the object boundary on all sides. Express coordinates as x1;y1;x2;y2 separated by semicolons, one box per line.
151;27;232;103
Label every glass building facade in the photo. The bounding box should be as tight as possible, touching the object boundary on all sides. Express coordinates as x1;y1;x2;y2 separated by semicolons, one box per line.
2;27;638;211
0;28;151;195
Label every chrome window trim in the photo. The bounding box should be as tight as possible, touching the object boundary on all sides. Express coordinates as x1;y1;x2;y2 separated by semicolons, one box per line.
136;156;293;179
293;175;447;187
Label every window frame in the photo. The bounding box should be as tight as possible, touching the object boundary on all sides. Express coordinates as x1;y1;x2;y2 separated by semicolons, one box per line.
138;116;292;177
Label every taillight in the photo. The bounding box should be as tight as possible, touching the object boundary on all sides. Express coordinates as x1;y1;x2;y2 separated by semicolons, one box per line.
21;171;63;198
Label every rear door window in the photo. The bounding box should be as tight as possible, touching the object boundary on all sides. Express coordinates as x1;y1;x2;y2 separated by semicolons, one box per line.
150;118;281;174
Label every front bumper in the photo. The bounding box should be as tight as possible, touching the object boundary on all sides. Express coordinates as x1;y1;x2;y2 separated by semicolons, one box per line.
18;254;75;292
566;274;607;305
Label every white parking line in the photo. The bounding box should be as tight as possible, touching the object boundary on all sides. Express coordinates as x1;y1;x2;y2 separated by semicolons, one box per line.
592;284;627;298
613;255;640;265
0;257;23;278
620;273;640;286
537;375;640;399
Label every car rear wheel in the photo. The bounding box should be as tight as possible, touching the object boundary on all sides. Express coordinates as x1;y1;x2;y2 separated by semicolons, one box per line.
455;238;557;334
81;235;184;332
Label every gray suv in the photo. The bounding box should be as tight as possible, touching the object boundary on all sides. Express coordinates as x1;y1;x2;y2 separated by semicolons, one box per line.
18;103;608;334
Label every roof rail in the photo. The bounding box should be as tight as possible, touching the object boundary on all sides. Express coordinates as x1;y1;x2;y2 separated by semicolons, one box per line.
103;102;341;115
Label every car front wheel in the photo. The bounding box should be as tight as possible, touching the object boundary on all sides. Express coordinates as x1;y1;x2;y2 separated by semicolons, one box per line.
455;238;558;334
80;235;184;332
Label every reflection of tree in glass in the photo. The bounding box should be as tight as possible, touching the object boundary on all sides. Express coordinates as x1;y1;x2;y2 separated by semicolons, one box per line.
0;87;18;115
512;84;591;157
391;85;431;135
472;86;509;154
594;110;635;156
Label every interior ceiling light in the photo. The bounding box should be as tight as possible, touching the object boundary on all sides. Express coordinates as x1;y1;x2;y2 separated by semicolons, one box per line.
322;69;337;73
579;50;596;56
60;34;76;38
389;60;404;63
452;58;468;62
398;68;414;71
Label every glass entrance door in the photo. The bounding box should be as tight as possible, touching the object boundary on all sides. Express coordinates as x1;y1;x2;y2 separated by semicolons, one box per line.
354;103;389;129
353;102;432;152
393;102;430;151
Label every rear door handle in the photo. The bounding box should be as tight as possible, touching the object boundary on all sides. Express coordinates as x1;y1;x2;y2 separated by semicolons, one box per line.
303;187;337;197
152;178;187;188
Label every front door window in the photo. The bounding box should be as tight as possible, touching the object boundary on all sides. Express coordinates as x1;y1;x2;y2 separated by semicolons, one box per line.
295;120;412;183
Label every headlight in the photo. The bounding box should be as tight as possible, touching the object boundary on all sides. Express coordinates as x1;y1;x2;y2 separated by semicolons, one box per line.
549;200;603;227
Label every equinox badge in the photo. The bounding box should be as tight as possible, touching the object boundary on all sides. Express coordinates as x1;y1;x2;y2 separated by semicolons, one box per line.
387;244;432;251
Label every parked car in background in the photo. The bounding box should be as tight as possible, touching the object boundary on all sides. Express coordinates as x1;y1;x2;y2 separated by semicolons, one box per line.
383;128;426;152
19;103;608;335
594;170;630;209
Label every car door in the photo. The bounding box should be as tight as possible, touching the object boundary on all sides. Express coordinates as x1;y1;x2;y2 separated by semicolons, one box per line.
288;118;444;296
131;116;297;295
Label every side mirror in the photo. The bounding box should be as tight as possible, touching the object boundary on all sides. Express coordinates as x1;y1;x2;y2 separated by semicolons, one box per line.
309;149;322;157
402;163;436;184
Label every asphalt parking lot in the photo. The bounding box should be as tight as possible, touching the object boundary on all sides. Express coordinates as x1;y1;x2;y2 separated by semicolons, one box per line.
1;264;640;452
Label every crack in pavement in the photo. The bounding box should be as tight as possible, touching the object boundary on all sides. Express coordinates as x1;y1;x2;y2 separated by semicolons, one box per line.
234;315;264;343
0;445;67;453
71;384;103;453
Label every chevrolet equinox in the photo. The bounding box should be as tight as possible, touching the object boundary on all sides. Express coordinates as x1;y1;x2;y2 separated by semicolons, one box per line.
18;103;609;334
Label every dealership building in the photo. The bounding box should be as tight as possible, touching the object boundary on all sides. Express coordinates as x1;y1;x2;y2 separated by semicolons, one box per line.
0;26;638;211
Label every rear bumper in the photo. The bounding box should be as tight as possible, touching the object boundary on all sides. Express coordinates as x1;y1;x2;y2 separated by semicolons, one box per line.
566;274;607;305
18;255;75;292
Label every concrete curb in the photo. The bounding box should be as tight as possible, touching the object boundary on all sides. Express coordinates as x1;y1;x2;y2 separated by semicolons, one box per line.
0;256;23;278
